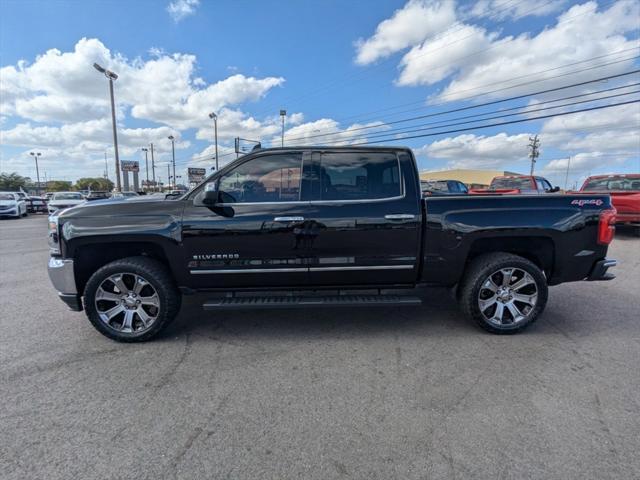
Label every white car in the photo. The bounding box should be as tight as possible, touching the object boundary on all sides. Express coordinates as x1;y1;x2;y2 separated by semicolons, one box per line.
47;191;85;214
0;192;28;218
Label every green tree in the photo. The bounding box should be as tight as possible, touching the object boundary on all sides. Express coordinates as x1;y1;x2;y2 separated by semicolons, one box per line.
0;172;30;190
75;177;114;191
46;180;73;192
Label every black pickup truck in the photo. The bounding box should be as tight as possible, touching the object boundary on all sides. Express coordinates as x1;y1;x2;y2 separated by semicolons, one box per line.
47;146;617;342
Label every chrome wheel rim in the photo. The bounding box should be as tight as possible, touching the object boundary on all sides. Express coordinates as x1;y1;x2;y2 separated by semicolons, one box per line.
95;273;160;334
477;267;538;327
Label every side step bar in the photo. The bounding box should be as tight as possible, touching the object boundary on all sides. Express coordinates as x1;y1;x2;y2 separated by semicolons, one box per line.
203;294;422;310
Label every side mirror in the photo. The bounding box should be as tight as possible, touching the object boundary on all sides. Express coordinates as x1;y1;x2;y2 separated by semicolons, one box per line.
203;182;220;205
548;186;561;193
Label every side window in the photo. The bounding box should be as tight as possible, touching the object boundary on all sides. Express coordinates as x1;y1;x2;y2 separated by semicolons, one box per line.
217;153;302;203
319;152;401;201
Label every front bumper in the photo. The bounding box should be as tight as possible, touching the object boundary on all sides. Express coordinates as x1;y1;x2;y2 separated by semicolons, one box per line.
0;208;17;216
48;257;83;311
587;258;617;281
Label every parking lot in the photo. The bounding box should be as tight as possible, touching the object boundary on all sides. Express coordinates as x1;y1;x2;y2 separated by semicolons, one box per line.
1;215;638;480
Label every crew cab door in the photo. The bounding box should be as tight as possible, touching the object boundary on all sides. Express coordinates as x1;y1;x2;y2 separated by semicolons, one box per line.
181;151;312;288
305;149;422;286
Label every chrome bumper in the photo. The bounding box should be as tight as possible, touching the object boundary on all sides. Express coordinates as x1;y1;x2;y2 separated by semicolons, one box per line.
48;257;77;294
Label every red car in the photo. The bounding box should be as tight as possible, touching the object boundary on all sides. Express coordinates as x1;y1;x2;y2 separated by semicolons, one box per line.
469;175;558;195
578;174;640;236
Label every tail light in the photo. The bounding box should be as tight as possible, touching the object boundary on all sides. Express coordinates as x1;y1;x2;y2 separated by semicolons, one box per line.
597;208;617;245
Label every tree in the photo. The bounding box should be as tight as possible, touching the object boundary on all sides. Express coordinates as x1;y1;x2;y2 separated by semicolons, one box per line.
75;177;114;191
0;172;30;190
46;180;73;192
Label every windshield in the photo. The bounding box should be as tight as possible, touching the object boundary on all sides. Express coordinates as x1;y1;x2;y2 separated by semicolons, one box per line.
0;193;16;201
53;192;83;200
582;176;640;191
421;181;449;192
490;177;532;190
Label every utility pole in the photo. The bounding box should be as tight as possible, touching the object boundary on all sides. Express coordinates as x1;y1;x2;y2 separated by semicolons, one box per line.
528;135;540;175
564;156;572;191
29;152;42;195
209;112;218;172
150;143;156;190
280;109;286;147
141;147;149;184
93;63;121;191
168;136;176;190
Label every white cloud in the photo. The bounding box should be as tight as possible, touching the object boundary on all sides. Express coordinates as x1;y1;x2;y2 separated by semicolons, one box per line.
420;132;532;169
470;0;566;20
277;119;388;147
354;0;457;65
167;0;200;22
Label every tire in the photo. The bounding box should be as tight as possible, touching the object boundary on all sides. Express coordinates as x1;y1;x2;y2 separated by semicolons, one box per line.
84;256;181;342
459;252;548;334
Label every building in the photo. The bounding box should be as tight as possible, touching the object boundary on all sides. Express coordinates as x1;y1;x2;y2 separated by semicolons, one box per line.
419;169;522;188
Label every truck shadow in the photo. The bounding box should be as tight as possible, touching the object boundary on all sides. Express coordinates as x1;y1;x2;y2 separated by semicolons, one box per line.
164;288;481;341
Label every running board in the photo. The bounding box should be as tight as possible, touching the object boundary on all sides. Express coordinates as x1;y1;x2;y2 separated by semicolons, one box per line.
203;294;422;310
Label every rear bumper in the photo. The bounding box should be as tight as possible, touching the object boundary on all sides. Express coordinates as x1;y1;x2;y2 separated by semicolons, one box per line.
48;257;83;311
615;212;640;225
587;258;617;281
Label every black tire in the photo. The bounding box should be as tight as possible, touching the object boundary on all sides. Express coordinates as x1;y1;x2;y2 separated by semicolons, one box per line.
84;256;181;342
459;252;548;334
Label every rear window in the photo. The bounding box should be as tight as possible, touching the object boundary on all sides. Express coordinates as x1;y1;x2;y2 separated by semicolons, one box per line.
490;177;532;190
319;152;401;201
54;193;83;200
582;176;640;191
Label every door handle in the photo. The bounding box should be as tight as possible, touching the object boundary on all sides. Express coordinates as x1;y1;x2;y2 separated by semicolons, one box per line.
274;216;304;222
385;214;415;220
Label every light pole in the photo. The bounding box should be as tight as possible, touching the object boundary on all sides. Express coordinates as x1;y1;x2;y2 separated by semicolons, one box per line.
280;109;286;147
150;143;156;190
29;152;42;195
141;147;149;185
93;62;121;191
208;112;218;172
168;135;176;190
104;151;109;180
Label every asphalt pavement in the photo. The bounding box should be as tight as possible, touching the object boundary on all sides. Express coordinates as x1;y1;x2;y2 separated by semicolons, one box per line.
1;215;639;480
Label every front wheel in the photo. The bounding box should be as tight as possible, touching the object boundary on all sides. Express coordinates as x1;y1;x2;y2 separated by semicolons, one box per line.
459;253;548;334
84;256;181;342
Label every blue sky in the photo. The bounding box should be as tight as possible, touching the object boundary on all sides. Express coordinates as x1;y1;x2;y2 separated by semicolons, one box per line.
1;0;639;188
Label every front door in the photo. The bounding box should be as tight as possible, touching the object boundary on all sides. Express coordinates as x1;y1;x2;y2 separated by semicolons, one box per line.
305;149;422;287
181;151;313;289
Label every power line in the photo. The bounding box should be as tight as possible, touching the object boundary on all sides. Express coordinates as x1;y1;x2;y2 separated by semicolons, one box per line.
349;99;640;145
315;88;640;145
282;69;640;143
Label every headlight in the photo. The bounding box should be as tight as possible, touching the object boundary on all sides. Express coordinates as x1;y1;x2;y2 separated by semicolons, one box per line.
48;215;61;255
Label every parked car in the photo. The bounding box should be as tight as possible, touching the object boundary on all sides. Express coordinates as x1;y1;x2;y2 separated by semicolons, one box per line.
27;195;48;214
47;191;85;214
85;191;111;201
420;179;468;196
47;146;617;342
110;191;139;199
0;192;28;218
576;174;640;236
470;175;559;194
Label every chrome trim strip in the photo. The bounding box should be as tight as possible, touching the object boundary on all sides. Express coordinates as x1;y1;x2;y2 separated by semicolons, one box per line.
190;268;307;274
309;265;414;272
48;258;77;294
603;259;617;268
190;265;415;274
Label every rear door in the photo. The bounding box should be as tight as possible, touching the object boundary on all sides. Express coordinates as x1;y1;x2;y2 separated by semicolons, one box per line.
305;149;421;286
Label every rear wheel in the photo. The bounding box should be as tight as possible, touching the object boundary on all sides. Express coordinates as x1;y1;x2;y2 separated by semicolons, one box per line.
84;256;181;342
459;253;548;334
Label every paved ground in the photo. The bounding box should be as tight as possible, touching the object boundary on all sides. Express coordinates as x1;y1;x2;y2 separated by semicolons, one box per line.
1;215;639;480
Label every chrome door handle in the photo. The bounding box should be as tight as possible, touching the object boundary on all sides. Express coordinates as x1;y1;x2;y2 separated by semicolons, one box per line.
274;216;304;222
385;214;415;220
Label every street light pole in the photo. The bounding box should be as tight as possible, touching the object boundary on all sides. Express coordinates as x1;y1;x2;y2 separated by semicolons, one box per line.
168;136;176;190
280;109;286;147
104;151;109;180
150;143;156;190
141;147;149;185
93;63;121;191
29;152;42;195
208;112;218;172
167;164;171;189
